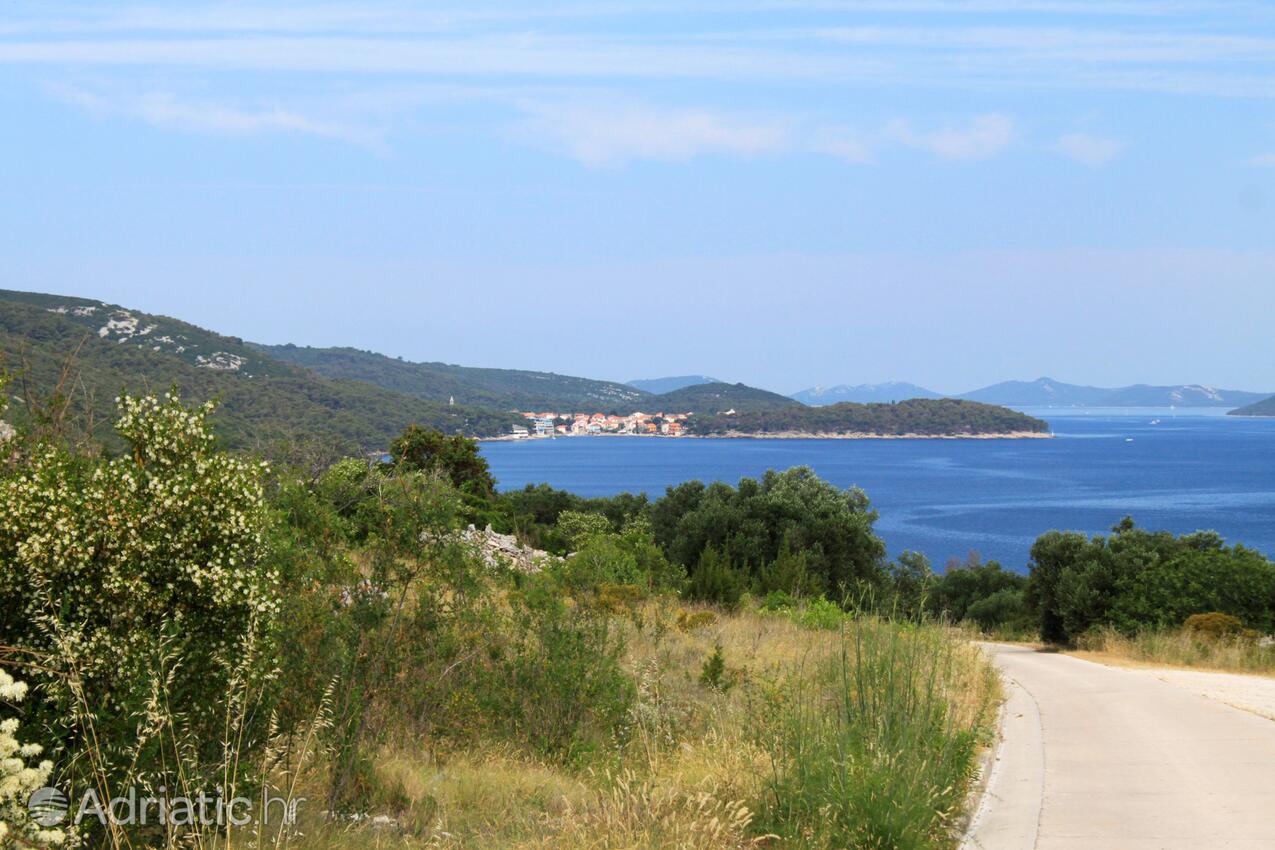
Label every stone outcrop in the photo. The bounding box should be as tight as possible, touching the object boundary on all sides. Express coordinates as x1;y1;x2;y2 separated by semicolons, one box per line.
458;524;554;572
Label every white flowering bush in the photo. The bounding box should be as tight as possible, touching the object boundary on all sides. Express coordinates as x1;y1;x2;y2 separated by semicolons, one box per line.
0;670;65;847
0;393;280;799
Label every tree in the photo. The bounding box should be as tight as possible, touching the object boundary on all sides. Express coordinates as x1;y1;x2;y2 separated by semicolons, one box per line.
390;424;496;498
649;467;886;596
686;546;746;608
928;554;1026;624
887;551;936;619
1026;519;1275;644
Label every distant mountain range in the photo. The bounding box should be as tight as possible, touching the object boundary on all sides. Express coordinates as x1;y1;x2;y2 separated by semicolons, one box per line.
791;383;943;405
1230;395;1275;417
793;377;1269;408
626;375;720;394
956;377;1269;408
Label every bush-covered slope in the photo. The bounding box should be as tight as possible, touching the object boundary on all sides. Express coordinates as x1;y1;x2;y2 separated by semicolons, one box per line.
687;398;1049;436
255;343;649;410
0;292;521;450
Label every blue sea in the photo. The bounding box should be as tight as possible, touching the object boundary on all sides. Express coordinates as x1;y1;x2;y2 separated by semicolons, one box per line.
480;408;1275;571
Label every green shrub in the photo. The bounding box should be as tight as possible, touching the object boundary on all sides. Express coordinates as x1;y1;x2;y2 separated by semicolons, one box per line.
555;514;682;593
685;545;746;608
759;590;798;612
1183;612;1245;640
965;588;1029;633
794;597;846;631
558;510;614;547
475;580;635;762
0;393;279;799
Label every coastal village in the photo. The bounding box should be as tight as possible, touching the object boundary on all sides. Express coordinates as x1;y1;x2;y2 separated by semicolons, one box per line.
512;410;693;438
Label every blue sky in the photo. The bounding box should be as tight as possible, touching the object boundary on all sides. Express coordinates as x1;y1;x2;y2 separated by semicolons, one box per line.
3;1;1274;394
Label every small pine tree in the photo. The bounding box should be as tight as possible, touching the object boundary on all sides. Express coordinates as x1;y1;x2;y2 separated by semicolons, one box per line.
699;642;732;691
757;536;822;598
686;546;745;608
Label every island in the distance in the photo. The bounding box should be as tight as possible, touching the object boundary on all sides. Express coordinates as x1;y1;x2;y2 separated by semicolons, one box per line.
685;398;1049;439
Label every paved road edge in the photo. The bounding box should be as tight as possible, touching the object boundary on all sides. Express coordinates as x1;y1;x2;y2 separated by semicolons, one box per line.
959;645;1045;850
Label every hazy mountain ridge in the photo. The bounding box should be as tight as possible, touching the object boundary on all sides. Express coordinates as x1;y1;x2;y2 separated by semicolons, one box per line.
791;382;942;405
626;375;720;394
958;377;1268;408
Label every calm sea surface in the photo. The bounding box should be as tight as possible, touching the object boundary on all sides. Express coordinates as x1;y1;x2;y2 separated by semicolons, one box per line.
480;409;1275;571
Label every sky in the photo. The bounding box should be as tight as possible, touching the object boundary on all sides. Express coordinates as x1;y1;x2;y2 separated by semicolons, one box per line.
3;1;1275;395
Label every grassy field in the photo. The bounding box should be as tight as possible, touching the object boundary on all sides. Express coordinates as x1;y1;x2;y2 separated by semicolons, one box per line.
273;602;999;850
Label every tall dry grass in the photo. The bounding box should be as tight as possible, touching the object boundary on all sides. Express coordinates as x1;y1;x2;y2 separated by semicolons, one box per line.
1075;626;1275;675
277;600;998;850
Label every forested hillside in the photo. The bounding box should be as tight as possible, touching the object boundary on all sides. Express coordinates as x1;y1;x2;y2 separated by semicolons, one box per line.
256;343;648;409
0;293;520;451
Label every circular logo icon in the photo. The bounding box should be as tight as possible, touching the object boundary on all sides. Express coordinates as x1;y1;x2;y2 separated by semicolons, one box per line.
28;787;69;827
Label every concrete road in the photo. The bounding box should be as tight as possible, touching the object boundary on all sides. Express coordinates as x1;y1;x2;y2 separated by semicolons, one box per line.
963;644;1275;850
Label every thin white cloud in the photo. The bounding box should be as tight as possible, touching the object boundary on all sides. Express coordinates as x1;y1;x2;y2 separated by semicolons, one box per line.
1055;132;1125;164
49;85;380;146
2;24;1274;99
518;101;788;166
0;1;1252;38
815;133;876;163
518;101;1016;165
887;114;1015;160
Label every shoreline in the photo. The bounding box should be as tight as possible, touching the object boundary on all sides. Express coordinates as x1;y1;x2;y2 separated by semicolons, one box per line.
481;430;1052;442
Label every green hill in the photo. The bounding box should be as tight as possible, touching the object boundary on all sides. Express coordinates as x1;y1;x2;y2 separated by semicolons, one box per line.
637;381;800;415
1229;396;1275;417
254;344;648;410
687;398;1049;437
0;291;521;452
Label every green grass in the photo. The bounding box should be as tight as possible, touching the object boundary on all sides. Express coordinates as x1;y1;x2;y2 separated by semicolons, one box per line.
755;616;997;850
